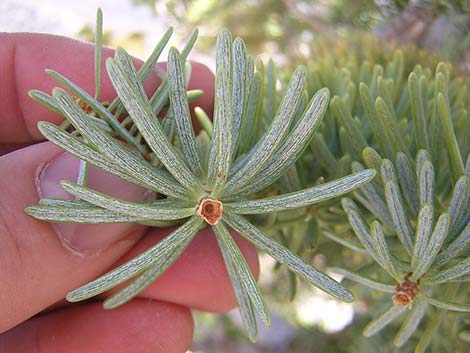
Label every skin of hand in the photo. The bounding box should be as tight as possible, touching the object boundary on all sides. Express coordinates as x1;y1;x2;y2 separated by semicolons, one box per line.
0;33;259;353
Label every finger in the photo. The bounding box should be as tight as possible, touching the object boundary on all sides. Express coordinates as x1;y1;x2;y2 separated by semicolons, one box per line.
104;227;259;313
0;33;214;144
0;300;193;353
0;143;30;156
0;142;148;332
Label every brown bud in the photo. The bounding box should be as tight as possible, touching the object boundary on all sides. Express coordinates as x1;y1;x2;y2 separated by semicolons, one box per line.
392;275;419;307
196;198;223;225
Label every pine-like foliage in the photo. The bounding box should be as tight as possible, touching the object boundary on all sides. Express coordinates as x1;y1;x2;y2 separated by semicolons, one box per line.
22;10;470;351
289;34;470;352
25;10;374;341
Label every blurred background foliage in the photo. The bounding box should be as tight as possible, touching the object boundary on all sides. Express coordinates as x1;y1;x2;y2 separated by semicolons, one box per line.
127;0;470;73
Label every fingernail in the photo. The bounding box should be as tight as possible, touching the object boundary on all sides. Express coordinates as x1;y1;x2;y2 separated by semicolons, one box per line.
37;152;152;255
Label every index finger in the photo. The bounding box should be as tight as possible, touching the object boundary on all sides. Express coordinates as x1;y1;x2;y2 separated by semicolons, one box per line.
0;33;214;144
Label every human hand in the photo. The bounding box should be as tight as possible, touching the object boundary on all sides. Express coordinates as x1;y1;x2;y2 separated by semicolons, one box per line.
0;33;259;353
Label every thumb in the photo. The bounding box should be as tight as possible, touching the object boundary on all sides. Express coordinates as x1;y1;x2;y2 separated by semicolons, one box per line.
0;142;148;332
